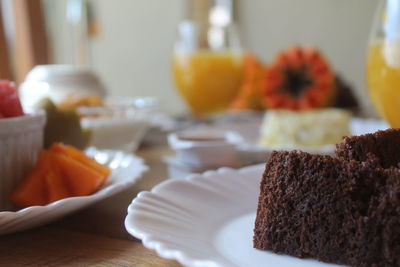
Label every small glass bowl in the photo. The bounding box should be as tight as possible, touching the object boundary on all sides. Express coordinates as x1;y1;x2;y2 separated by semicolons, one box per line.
78;97;158;152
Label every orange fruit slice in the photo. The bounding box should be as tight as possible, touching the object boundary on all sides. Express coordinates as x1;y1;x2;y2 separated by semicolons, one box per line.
9;143;110;207
231;54;266;110
9;151;50;207
51;152;107;197
50;143;110;177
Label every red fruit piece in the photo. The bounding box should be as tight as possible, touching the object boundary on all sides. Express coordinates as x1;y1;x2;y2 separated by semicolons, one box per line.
0;80;24;118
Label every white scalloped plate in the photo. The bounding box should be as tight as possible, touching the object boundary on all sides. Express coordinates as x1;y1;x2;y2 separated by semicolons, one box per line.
236;118;390;165
125;165;345;267
0;147;148;235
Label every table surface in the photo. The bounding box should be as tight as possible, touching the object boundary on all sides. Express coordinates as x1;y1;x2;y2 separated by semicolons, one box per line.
0;129;182;266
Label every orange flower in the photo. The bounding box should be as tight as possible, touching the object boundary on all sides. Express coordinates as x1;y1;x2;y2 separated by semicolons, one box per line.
262;46;336;110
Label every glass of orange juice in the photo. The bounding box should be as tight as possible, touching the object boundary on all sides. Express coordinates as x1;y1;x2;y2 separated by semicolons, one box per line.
172;2;244;116
367;0;400;127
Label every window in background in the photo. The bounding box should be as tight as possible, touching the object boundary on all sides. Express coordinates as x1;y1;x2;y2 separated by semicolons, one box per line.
43;0;95;67
0;0;49;83
0;2;12;80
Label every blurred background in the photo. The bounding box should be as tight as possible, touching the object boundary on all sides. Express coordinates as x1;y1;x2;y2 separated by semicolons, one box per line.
0;0;378;115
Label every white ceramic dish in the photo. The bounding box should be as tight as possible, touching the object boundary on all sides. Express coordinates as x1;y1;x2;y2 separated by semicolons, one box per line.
166;118;390;168
82;116;150;152
80;97;158;152
20;64;106;109
0;147;148;235
125;165;345;267
246;117;389;165
0;111;46;210
168;129;244;168
237;117;390;164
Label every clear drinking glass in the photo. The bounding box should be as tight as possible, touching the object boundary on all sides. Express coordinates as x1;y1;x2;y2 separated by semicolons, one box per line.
367;0;400;127
172;1;244;116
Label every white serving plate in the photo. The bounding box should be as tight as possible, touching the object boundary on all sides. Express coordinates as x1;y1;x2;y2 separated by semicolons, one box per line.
235;117;389;164
125;165;345;267
167;117;390;168
0;147;148;235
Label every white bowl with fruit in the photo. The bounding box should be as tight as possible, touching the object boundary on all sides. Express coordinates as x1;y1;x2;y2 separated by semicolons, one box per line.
0;80;148;235
0;81;46;210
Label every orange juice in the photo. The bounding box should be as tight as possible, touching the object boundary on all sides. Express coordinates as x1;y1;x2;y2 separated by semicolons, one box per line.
367;41;400;127
173;51;244;115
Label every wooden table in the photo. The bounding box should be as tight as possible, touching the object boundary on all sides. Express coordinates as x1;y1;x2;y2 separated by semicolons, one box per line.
0;129;182;266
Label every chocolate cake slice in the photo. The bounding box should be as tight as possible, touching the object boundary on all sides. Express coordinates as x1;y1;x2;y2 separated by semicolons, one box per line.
336;128;400;168
253;150;400;266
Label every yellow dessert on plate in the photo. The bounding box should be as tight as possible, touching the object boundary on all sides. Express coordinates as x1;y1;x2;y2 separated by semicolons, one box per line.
259;108;351;148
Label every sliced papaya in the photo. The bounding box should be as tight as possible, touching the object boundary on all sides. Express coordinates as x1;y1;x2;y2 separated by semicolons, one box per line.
231;54;266;110
51;152;107;196
50;143;110;177
45;160;72;203
9;151;50;207
262;46;336;110
9;143;110;207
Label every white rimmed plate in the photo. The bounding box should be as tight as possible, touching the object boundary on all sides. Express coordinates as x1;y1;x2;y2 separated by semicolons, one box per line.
236;117;390;165
0;147;148;235
125;165;345;267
